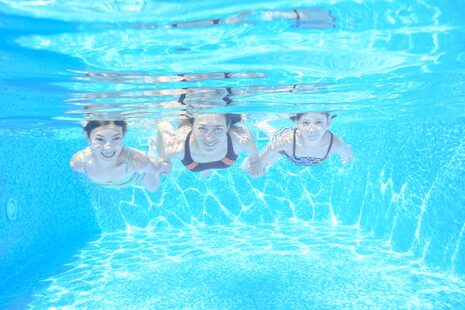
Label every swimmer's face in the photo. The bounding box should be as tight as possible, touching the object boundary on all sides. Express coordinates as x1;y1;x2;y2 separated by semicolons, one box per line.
192;114;230;151
88;124;124;162
296;113;330;140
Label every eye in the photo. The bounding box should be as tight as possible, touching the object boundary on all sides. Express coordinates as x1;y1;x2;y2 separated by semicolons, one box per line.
214;127;224;131
316;121;323;125
301;121;310;126
113;136;122;142
95;137;104;143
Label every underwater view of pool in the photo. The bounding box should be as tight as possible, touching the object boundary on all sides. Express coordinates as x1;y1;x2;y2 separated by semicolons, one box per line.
1;0;465;308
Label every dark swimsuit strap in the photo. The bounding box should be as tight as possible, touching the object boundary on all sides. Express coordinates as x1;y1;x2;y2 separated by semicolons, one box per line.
292;129;334;160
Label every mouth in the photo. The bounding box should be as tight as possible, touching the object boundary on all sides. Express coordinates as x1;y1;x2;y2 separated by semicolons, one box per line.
100;151;116;159
306;132;323;139
203;141;217;149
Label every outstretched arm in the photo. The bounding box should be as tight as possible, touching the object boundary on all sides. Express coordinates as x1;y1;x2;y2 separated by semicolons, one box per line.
332;136;354;164
230;125;262;178
70;150;85;173
156;120;188;161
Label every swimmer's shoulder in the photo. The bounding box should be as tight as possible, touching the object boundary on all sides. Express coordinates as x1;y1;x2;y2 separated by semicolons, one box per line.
330;133;351;154
127;148;151;171
268;128;293;151
70;148;90;173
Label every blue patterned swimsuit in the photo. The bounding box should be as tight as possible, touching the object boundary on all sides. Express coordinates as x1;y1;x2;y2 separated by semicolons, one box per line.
276;128;333;166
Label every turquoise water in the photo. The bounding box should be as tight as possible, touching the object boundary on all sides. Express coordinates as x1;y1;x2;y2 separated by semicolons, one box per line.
1;0;465;308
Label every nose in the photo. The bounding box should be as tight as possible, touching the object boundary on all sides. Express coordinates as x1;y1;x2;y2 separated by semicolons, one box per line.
103;141;113;150
205;135;215;143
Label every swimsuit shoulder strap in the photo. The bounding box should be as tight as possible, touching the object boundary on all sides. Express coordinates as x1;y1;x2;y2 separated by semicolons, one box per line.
225;132;238;160
322;132;334;160
181;131;195;164
292;128;297;158
81;151;88;176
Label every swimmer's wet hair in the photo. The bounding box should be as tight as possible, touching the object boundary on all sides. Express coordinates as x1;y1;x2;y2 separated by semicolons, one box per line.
184;113;243;126
290;112;335;122
83;120;127;138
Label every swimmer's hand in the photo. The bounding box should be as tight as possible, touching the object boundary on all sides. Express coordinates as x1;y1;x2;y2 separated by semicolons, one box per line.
241;157;266;178
148;137;172;175
155;160;172;175
340;145;354;164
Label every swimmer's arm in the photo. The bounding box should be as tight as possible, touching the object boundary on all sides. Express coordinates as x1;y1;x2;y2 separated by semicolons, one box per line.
128;150;162;192
147;138;172;175
257;135;287;170
129;149;160;174
156;122;188;161
332;136;354;164
231;125;262;177
70;151;85;173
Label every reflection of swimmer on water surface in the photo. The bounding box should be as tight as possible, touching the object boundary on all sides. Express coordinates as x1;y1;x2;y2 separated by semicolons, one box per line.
70;120;168;191
134;7;335;29
71;70;265;85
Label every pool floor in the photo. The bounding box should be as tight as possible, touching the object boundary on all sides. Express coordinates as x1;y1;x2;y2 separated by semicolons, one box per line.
28;223;465;309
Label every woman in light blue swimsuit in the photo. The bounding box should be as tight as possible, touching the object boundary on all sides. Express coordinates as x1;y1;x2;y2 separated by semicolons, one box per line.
253;112;353;173
70;120;165;191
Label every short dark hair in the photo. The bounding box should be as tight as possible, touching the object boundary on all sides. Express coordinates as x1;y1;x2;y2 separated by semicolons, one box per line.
290;112;333;122
185;113;243;126
83;120;127;138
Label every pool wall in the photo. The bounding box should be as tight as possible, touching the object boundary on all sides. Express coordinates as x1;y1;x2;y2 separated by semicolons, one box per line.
91;118;465;274
0;131;100;305
0;117;464;306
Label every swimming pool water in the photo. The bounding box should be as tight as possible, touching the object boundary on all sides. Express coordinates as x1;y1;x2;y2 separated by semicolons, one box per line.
1;0;465;308
28;223;465;308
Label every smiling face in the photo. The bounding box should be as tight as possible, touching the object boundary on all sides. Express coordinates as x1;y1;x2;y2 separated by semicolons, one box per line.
88;124;124;162
296;112;330;141
192;114;230;151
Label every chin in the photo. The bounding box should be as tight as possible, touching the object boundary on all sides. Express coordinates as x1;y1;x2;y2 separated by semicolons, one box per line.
306;133;323;140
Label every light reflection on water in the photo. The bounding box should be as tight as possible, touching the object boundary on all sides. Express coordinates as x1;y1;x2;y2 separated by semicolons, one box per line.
30;222;465;308
4;0;461;123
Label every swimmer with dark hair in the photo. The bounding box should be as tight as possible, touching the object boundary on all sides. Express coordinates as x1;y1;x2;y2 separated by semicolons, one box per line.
245;112;353;173
70;120;167;192
156;113;263;178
